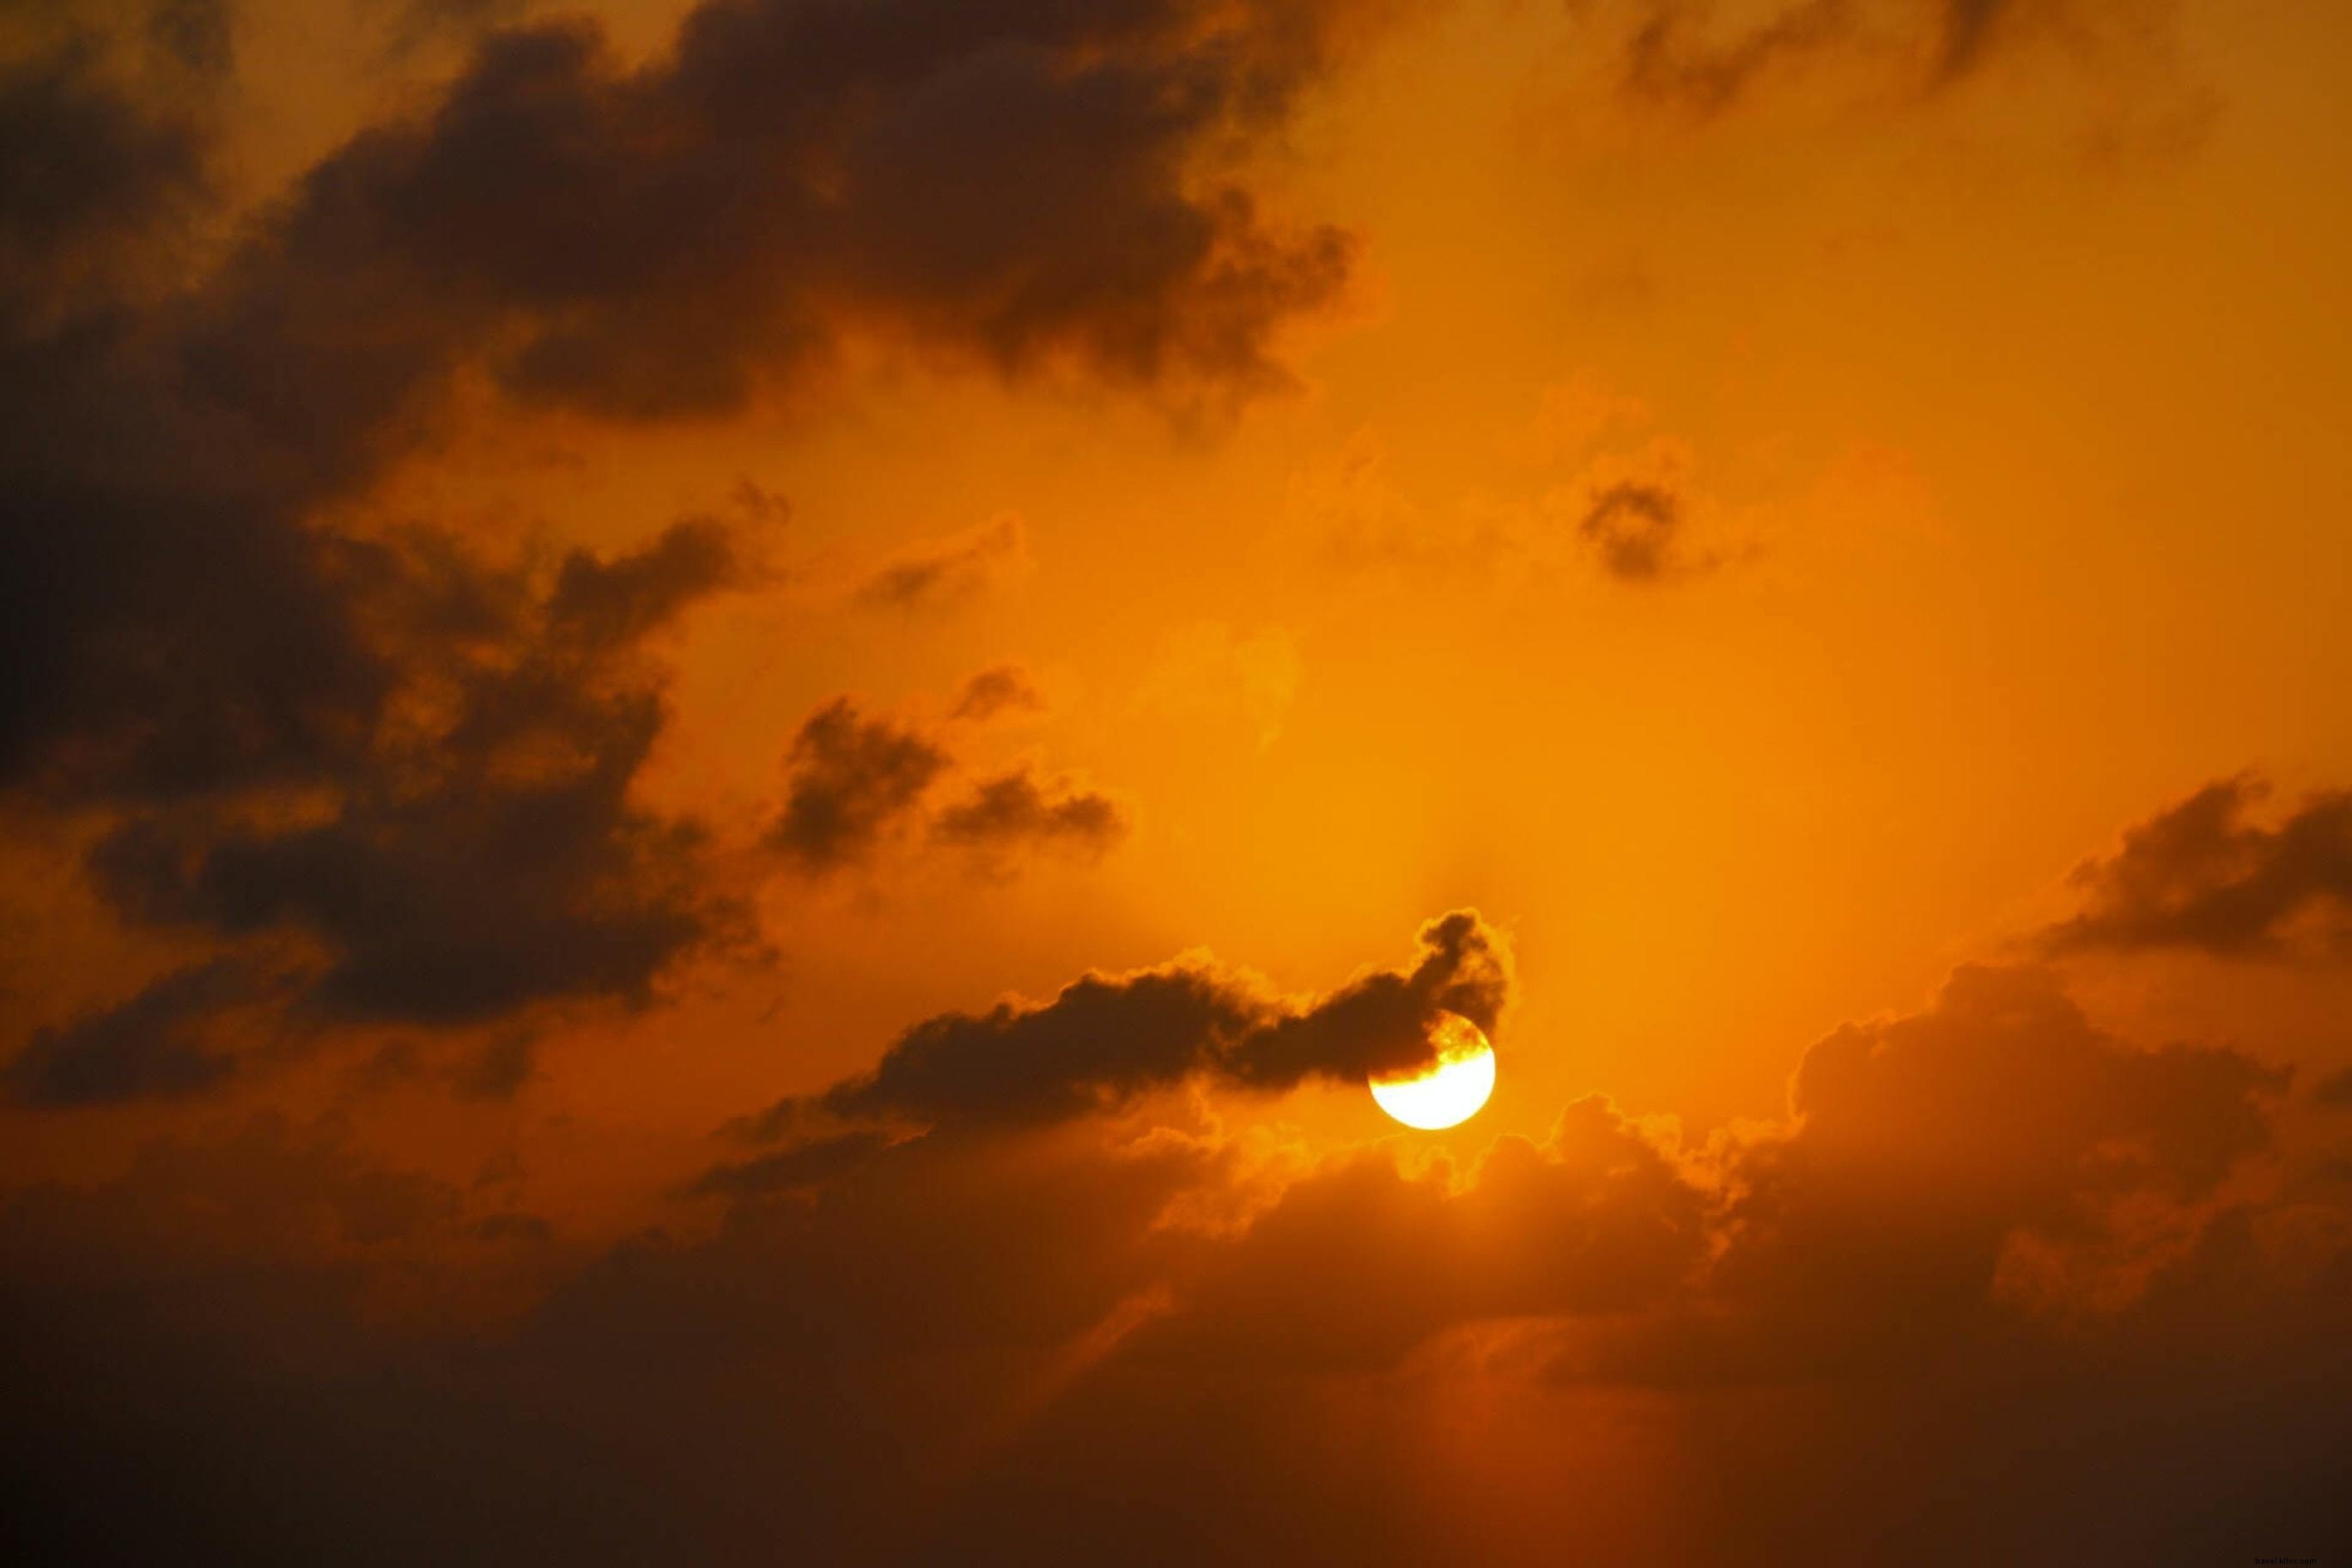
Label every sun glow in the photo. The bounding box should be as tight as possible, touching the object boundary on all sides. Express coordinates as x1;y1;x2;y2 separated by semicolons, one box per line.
1369;1012;1496;1130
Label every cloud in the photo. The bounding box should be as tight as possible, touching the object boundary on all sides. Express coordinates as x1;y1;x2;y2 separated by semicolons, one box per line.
30;521;749;1075
769;698;951;874
1578;481;1689;581
179;0;1377;434
854;513;1030;613
752;910;1513;1131
1561;439;1723;584
1135;1095;1711;1370
0;798;2335;1553
933;769;1129;864
0;27;208;286
0;0;1381;1101
950;664;1047;723
2040;775;2352;960
145;0;234;78
1608;0;2197;116
688;1129;896;1200
1684;963;2286;1368
1620;0;1855;117
1095;960;2287;1388
3;957;267;1107
544;514;742;651
767;694;1129;880
3;951;2337;1565
1302;401;1741;589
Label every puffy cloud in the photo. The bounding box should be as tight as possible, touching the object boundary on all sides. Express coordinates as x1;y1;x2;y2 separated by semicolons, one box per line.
75;521;746;1028
761;910;1513;1131
3;951;2338;1565
1578;480;1689;582
1;936;2343;1564
1674;963;2288;1377
1135;1096;1711;1370
933;768;1128;863
2;520;750;1102
0;0;1369;1093
2041;775;2352;960
1559;437;1724;584
769;698;951;873
179;0;1377;436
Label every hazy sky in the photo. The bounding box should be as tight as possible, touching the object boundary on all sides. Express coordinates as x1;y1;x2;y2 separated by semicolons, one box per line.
4;1;2349;1561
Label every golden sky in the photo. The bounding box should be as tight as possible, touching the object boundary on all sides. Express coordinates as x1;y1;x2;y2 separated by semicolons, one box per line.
3;0;2349;1560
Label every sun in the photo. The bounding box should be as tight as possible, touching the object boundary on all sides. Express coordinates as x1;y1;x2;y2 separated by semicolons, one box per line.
1369;1012;1496;1130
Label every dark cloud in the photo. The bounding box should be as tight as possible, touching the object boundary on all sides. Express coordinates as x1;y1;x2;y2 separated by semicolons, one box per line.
1611;0;2186;116
182;0;1375;435
854;513;1029;613
1578;478;1706;582
544;513;740;652
0;1113;1219;1563
2040;775;2352;959
1097;961;2287;1389
3;958;2340;1565
1674;963;2287;1377
0;9;767;1079
0;32;205;276
769;698;951;873
763;910;1512;1130
1620;0;1851;117
933;768;1128;862
145;0;234;78
1136;1095;1711;1370
3;957;267;1106
2315;1066;2352;1109
451;1030;538;1099
0;915;2337;1564
0;0;1372;1082
950;663;1046;723
688;1129;896;1199
69;521;747;1037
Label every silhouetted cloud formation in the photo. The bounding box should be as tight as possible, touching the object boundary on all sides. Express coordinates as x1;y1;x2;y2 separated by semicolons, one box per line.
184;0;1372;433
3;954;2337;1565
769;699;951;873
77;520;745;1029
0;0;1357;1076
1613;0;2189;114
757;910;1513;1130
934;769;1128;861
1579;479;1694;582
2;519;750;1102
2042;774;2352;959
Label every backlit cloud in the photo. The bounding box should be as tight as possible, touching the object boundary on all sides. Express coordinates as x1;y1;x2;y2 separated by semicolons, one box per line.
751;910;1514;1132
2042;775;2352;960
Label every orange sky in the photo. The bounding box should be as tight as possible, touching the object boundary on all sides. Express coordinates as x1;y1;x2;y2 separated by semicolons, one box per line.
3;1;2350;1561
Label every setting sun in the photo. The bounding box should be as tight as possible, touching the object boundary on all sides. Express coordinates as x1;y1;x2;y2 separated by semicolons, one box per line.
1370;1012;1497;1129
